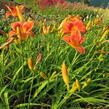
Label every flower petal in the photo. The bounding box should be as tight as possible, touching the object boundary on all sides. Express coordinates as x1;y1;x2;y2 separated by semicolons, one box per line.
11;10;18;17
21;33;27;40
5;12;12;18
62;35;70;43
71;30;85;44
62;35;77;48
71;30;81;41
22;21;34;33
9;30;16;37
5;5;18;17
62;21;74;34
73;19;86;33
27;31;34;37
5;5;15;12
79;36;85;44
76;46;85;54
11;22;23;31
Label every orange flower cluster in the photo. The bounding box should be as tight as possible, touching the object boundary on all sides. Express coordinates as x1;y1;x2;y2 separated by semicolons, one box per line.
60;16;86;54
6;5;34;41
0;5;35;48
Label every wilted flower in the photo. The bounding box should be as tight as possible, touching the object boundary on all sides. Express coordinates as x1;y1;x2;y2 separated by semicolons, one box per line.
62;30;85;54
94;17;102;26
0;30;6;35
0;37;15;49
36;53;42;63
98;50;107;54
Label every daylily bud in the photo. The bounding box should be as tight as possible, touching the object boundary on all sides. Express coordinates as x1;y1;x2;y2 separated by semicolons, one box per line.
51;25;55;32
58;18;67;30
70;82;77;93
100;29;109;41
103;73;109;77
61;62;69;90
40;72;48;80
42;25;50;35
51;71;56;78
70;79;81;93
87;78;91;83
28;58;34;70
82;78;91;89
98;54;104;61
76;79;80;91
86;20;91;30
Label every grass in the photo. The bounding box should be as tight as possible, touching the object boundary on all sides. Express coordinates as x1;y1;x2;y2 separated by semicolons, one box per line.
0;0;109;109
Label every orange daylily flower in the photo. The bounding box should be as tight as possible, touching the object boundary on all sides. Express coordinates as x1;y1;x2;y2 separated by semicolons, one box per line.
5;5;24;18
60;16;86;34
62;20;86;34
9;21;34;40
62;30;85;54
